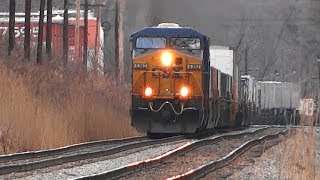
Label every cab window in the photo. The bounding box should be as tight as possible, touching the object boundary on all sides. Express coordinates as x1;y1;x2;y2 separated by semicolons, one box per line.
169;38;203;59
169;38;201;49
136;37;166;49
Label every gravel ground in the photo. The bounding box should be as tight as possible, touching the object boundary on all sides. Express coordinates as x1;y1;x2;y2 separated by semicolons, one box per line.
122;128;283;179
228;126;320;179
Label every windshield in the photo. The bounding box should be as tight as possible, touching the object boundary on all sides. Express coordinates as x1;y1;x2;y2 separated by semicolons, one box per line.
169;38;201;49
136;37;166;49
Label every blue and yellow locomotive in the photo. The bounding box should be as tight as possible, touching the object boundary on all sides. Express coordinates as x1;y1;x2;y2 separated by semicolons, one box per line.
130;23;242;135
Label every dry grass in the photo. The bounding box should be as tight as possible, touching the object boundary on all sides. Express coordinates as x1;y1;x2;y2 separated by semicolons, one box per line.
279;115;318;180
0;50;139;155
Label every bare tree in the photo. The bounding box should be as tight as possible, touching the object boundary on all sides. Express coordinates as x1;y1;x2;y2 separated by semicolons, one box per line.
36;0;45;65
75;0;81;62
46;0;52;59
244;46;249;75
63;0;69;66
8;0;16;56
24;0;31;59
234;33;244;65
83;0;88;68
261;7;295;78
94;0;102;74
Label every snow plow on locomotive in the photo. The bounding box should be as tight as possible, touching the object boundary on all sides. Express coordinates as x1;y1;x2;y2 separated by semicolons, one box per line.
130;23;244;135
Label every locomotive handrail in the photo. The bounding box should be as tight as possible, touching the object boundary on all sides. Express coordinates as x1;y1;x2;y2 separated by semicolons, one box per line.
148;101;185;115
148;101;198;115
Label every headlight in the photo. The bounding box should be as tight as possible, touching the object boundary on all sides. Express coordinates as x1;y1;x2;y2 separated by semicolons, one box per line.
180;86;189;97
144;87;153;97
161;52;173;67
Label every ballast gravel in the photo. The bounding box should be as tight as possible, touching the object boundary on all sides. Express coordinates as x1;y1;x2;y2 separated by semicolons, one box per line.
123;128;283;179
228;127;320;179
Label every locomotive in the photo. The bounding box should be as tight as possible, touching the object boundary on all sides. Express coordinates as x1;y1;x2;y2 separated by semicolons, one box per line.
130;23;243;135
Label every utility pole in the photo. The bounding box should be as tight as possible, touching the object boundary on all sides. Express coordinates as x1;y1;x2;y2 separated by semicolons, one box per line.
317;56;320;125
75;0;81;62
94;0;102;74
24;0;31;59
46;0;52;59
63;0;69;66
281;74;284;108
36;0;45;64
317;56;320;86
114;0;119;76
244;46;249;75
8;0;16;56
118;0;125;82
83;0;88;68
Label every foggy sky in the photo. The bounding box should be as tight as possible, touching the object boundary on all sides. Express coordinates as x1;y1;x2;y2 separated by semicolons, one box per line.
0;0;319;81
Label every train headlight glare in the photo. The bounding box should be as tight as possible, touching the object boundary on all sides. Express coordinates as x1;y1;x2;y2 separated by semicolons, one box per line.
144;87;153;97
180;86;189;97
161;52;173;67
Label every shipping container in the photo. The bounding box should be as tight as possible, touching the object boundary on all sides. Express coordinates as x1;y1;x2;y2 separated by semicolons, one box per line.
259;81;301;109
209;46;234;77
0;11;100;63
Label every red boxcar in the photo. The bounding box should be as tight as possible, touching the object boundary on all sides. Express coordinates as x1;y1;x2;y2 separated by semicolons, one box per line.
0;12;98;62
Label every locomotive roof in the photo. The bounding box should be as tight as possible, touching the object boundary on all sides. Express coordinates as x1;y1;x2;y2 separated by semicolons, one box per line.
131;27;208;40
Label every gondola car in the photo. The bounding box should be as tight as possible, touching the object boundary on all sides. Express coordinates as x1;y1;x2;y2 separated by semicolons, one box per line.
130;23;242;135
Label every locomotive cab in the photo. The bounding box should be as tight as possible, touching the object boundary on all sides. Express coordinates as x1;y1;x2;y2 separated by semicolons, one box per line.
130;23;211;134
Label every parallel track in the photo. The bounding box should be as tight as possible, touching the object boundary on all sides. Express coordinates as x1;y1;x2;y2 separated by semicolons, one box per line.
167;129;288;179
0;135;185;175
75;127;274;180
0;136;147;164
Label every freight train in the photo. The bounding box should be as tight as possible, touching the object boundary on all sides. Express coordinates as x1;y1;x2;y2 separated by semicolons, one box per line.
130;23;244;136
129;23;310;135
240;76;302;125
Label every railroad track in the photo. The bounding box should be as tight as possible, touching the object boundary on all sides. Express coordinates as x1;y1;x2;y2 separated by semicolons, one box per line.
2;127;265;179
70;127;277;179
167;128;288;180
0;135;185;175
0;126;281;179
75;127;287;180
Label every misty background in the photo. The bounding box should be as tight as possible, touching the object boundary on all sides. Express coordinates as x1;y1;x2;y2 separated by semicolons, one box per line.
1;0;320;82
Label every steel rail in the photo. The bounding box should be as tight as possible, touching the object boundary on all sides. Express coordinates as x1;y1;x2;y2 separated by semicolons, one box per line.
0;135;184;175
0;136;147;163
168;129;289;180
74;127;271;180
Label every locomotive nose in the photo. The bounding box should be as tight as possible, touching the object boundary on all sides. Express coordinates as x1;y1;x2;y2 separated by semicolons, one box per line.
160;108;171;120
